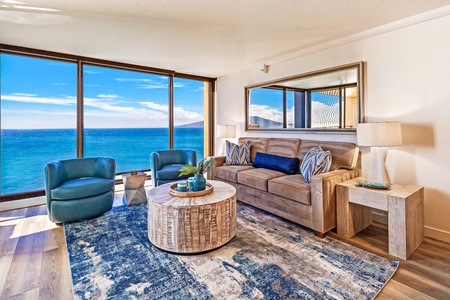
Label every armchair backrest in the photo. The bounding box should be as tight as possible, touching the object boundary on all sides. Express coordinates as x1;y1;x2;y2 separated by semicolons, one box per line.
150;150;197;186
150;150;197;170
45;157;116;197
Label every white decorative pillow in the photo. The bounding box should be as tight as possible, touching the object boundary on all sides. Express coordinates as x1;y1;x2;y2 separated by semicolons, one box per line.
226;141;251;165
300;145;332;183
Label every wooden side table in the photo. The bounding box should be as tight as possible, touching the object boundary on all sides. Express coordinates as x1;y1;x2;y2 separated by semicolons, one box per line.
336;177;424;259
122;172;147;205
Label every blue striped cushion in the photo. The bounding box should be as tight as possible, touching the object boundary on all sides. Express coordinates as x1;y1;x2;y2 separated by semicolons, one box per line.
300;145;332;183
226;141;251;165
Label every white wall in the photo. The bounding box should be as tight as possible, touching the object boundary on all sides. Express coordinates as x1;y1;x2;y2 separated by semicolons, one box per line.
216;14;450;243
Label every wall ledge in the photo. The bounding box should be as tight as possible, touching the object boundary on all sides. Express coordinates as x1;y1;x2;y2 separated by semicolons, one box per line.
0;196;46;212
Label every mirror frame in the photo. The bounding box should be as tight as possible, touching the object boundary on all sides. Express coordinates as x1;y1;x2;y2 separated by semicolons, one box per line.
245;61;365;133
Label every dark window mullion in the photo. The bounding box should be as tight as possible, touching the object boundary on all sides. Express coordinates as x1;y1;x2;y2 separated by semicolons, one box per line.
169;75;174;149
77;61;84;158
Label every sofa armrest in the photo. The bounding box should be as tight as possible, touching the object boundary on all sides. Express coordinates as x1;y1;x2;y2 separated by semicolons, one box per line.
310;168;361;234
207;156;226;179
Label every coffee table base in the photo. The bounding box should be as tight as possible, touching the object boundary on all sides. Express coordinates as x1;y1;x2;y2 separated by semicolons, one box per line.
147;181;237;254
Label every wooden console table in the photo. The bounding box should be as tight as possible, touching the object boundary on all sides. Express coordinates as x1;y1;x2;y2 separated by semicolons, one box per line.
336;177;424;259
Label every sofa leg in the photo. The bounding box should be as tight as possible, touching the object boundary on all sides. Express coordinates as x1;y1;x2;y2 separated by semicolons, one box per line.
314;231;326;238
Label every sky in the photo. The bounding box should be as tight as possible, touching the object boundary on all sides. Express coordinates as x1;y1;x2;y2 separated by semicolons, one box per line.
0;53;205;129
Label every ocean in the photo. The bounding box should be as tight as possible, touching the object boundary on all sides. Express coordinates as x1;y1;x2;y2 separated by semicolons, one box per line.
1;128;204;195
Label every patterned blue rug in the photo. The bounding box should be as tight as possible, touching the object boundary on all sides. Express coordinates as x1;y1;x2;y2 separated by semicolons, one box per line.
64;202;398;300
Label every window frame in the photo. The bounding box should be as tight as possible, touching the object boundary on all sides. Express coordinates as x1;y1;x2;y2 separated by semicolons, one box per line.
0;44;216;201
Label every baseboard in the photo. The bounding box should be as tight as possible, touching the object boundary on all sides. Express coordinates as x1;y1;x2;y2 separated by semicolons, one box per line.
424;226;450;244
371;211;450;244
0;196;46;212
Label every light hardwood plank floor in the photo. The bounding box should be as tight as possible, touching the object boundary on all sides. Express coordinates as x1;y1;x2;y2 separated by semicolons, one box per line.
1;191;449;299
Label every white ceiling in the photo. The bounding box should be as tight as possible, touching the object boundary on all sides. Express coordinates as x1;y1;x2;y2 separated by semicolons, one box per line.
1;0;450;77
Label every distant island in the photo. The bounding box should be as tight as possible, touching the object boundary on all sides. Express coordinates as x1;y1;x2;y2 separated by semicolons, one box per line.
176;121;204;128
250;116;283;128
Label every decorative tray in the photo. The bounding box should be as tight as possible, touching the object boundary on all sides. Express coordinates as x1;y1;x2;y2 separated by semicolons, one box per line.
355;181;391;189
169;182;214;198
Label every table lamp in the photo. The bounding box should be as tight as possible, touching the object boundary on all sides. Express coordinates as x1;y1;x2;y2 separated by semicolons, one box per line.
217;124;236;155
356;122;402;184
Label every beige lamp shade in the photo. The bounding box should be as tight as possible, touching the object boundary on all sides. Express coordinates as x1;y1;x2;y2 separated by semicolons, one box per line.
217;124;236;138
357;121;402;184
357;122;402;147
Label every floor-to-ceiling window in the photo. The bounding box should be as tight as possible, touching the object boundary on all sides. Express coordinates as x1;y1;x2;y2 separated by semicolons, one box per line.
0;53;77;195
173;77;205;159
0;45;215;200
83;65;170;173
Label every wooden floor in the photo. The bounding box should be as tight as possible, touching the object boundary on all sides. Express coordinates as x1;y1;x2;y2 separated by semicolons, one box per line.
1;194;449;299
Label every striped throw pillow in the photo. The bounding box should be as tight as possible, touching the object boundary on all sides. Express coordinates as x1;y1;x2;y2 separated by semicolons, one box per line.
300;145;332;183
226;141;251;165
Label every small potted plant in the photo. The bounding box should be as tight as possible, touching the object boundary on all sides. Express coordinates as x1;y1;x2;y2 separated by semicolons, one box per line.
179;157;215;191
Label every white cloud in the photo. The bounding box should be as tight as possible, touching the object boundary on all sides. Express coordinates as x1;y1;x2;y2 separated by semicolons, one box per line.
84;97;134;112
97;94;118;99
12;92;37;96
138;101;168;112
115;78;153;83
138;83;167;89
189;86;204;92
249;104;283;122
173;106;203;125
1;93;202;128
1;94;75;105
138;101;202;124
114;77;187;89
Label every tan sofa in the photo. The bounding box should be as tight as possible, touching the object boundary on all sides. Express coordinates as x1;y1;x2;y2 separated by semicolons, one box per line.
210;137;361;237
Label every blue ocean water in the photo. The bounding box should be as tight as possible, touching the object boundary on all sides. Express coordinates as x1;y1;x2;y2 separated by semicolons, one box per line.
1;128;204;195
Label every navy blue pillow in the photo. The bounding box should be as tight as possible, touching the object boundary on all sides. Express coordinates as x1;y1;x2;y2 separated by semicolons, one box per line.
252;152;299;175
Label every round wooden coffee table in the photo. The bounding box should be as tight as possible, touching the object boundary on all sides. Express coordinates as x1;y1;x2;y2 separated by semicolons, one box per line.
147;180;237;254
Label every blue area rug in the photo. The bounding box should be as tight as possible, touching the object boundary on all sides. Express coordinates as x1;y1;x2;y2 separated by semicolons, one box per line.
64;202;398;299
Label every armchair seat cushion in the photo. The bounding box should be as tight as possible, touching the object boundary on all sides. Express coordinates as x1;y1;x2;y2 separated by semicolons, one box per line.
156;164;188;180
51;177;115;200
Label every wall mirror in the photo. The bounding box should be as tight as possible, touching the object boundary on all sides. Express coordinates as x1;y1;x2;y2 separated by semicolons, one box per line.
245;62;364;133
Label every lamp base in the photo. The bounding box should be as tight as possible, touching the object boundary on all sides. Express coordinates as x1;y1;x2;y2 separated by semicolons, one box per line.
367;147;392;185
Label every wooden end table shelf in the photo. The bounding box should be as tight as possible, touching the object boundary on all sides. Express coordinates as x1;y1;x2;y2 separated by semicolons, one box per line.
336;177;424;260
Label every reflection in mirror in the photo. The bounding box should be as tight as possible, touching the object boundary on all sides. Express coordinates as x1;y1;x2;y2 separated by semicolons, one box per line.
246;62;364;132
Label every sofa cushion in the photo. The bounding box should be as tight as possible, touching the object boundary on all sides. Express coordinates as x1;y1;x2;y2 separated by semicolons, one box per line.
266;138;300;157
51;177;114;200
225;141;251;165
268;175;311;205
298;140;358;171
252;152;299;175
300;145;332;183
237;168;285;191
214;165;254;182
238;137;268;162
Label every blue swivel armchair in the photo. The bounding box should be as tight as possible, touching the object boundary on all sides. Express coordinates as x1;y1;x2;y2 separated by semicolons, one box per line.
44;157;116;223
150;150;197;187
